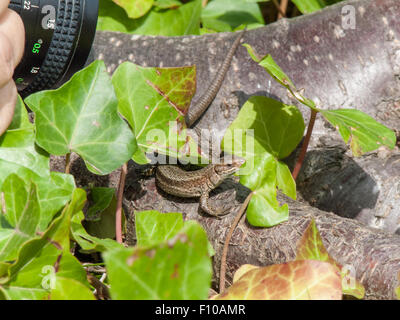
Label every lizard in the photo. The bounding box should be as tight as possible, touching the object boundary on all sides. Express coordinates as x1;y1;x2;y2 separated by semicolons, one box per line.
156;157;245;217
155;29;247;217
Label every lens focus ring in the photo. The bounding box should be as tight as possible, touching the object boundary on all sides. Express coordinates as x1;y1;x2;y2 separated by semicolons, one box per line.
23;1;80;95
9;0;99;96
9;0;22;12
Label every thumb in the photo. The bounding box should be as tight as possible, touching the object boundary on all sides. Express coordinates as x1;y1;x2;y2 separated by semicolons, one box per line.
0;80;17;135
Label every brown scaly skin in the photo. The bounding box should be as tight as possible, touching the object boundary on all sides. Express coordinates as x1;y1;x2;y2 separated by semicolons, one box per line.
156;157;245;217
156;29;246;217
186;28;246;127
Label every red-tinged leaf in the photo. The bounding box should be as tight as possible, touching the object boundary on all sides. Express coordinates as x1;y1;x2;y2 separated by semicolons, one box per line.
295;219;365;299
295;220;338;267
112;63;202;164
215;260;342;300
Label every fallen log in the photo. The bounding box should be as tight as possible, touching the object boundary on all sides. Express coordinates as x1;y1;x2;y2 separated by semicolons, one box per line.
78;0;400;299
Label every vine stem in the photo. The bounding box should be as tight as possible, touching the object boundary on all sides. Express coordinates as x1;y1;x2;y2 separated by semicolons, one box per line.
219;192;253;294
116;162;128;244
278;0;288;19
272;0;287;18
292;109;317;180
65;153;71;174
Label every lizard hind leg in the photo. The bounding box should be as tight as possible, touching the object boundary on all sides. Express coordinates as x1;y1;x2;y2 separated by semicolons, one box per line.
199;192;232;218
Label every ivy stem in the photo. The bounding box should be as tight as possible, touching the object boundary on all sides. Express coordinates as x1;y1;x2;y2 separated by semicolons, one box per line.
278;0;288;19
292;109;317;180
65;153;71;174
272;0;287;18
116;162;128;244
219;192;253;294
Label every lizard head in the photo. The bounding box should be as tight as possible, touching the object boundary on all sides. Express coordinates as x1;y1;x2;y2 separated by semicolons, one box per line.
214;156;245;178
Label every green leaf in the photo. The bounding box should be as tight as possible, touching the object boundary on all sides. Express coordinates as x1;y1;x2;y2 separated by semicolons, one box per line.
103;221;212;299
154;0;182;9
36;172;75;231
135;211;184;246
1;286;48;300
1;189;87;299
0;97;76;231
49;277;95;300
291;0;325;13
245;47;317;110
112;62;202;163
98;0;202;36
201;0;264;32
84;187;125;239
276;161;296;199
25;60;137;175
7;95;33;130
112;0;154;19
222;96;305;227
0;99;49;181
320;109;396;156
0;174;40;262
258;54;296;89
71;211;123;253
57;253;90;287
244;45;395;157
291;0;343;14
86;187;115;220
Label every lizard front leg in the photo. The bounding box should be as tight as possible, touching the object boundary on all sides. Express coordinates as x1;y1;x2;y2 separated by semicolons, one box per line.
199;192;231;217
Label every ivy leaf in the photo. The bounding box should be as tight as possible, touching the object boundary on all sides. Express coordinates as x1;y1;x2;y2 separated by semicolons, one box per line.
0;174;40;262
71;211;123;253
201;0;264;32
245;47;317;110
25;60;137;175
295;219;365;299
98;0;202;36
57;252;90;287
154;0;182;9
135;210;184;247
7;95;33;131
49;277;95;300
0;97;75;230
84;187;125;240
86;187;115;220
291;0;342;14
222;96;305;227
112;62;202;163
0;97;49;181
112;0;154;19
1;189;89;300
320;109;396;157
103;221;212;299
0;286;47;300
244;45;395;157
215;260;342;300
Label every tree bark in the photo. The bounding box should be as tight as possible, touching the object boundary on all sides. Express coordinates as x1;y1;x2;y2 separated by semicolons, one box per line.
86;0;400;299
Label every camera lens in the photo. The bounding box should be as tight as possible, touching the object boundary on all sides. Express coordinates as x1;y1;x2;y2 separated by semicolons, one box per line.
9;0;99;97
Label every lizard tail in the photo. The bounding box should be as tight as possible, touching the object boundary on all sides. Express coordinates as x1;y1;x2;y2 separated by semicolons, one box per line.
186;27;247;127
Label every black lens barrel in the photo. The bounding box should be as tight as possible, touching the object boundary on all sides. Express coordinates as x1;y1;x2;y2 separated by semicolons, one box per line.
9;0;99;97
